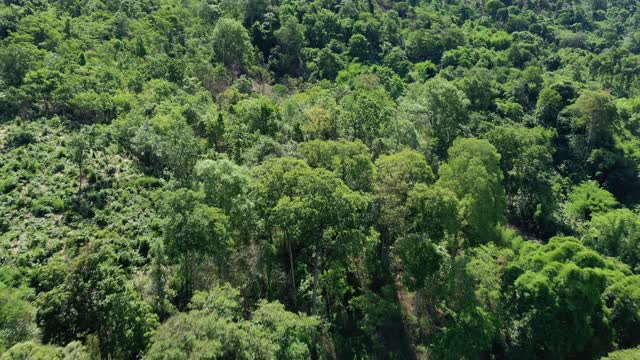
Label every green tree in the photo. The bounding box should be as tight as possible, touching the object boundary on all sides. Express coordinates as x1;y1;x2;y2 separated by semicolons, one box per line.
130;113;202;181
144;285;318;360
212;18;253;71
401;244;499;360
603;276;640;349
601;347;640;360
409;60;438;82
405;29;444;63
251;301;319;359
568;90;618;158
484;125;557;237
536;87;564;126
37;242;158;359
583;209;640;271
400;78;470;158
316;47;342;80
234;96;281;136
501;236;624;359
374;149;435;244
193;159;249;214
69;128;93;200
432;306;497;360
271;16;306;76
0;287;37;353
0;43;43;89
22;68;62;115
348;34;370;62
405;183;461;251
298;139;375;192
394;234;444;290
437;139;505;246
338;86;395;148
383;47;412;78
376;149;435;203
454;67;498;112
0;341;90;360
252;158;370;315
565;181;618;226
162;189;233;303
271;166;370;315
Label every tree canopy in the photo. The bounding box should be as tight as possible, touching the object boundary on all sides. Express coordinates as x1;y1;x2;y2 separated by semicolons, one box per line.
3;0;640;358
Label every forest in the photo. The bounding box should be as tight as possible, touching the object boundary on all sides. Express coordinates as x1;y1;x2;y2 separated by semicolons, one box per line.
1;0;640;358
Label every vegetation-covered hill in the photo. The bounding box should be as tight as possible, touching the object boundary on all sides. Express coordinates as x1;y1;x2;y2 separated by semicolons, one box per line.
2;0;640;358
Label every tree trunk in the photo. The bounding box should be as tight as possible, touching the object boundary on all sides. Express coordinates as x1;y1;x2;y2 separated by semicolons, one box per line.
312;241;320;316
20;102;29;121
182;252;194;307
287;231;297;308
77;151;83;201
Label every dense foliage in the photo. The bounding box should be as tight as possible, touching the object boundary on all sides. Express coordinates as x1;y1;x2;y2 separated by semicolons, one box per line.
2;0;640;358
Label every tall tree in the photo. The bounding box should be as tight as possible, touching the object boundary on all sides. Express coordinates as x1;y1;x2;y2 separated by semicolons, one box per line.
252;158;370;316
484;125;557;237
338;86;395;149
162;189;233;303
374;149;435;245
298;139;375;192
437;139;505;246
212;18;253;72
400;78;470;158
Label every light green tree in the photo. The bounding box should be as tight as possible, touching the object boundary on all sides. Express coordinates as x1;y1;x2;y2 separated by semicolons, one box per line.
339;86;395;148
565;181;618;226
0;287;37;353
405;183;461;252
375;149;435;244
583;209;640;270
163;189;233;303
212;18;253;71
400;78;470;158
437;138;505;246
298;139;375;192
144;285;318;360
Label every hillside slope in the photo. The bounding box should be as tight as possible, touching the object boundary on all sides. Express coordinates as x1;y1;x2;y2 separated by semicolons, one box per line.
2;0;640;358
